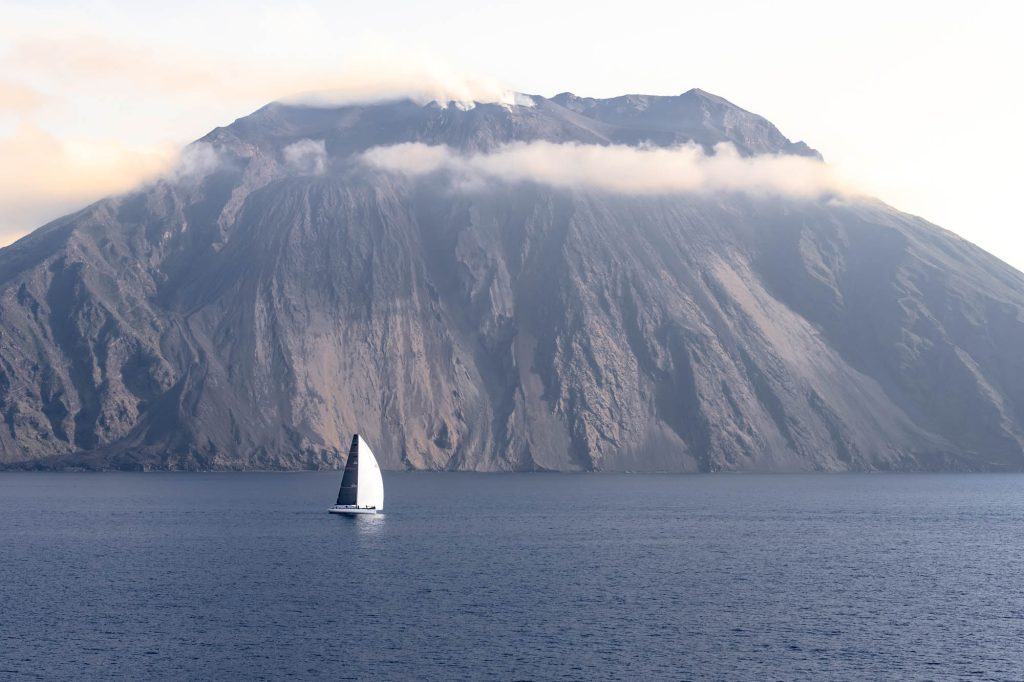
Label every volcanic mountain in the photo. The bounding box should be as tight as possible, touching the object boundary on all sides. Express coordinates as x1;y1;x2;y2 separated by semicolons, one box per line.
1;89;1022;471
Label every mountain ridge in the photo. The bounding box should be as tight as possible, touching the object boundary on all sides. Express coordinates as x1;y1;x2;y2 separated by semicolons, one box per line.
1;90;1022;471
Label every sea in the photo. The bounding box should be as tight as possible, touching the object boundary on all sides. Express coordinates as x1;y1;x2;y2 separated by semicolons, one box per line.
2;472;1023;680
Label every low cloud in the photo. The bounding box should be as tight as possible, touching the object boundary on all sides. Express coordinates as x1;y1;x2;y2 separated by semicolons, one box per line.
0;80;46;116
280;55;534;109
167;142;226;184
360;141;855;198
0;125;177;246
283;139;327;175
7;31;530;110
0;30;532;245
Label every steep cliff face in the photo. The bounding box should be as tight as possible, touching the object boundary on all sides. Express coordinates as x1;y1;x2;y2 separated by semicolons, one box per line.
1;90;1022;470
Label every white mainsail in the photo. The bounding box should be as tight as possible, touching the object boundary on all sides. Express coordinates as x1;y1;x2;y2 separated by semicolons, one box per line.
354;435;384;510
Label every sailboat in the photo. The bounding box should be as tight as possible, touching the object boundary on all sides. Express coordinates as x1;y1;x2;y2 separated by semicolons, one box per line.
328;434;384;515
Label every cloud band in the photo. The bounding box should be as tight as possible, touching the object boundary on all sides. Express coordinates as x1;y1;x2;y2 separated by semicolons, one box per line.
360;141;852;199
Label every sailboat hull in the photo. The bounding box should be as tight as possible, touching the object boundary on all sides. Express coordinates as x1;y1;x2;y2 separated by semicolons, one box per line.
328;505;379;515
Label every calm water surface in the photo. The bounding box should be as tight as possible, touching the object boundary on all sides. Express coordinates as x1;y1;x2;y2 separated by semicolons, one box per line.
2;472;1024;680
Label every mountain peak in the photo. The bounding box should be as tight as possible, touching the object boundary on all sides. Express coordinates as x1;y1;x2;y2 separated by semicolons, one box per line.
3;86;1018;472
681;87;722;100
212;88;821;159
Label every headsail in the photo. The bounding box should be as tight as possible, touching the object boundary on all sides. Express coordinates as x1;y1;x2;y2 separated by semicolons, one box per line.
355;435;384;510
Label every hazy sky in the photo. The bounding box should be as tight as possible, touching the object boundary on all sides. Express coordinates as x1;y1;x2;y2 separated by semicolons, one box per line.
1;0;1021;269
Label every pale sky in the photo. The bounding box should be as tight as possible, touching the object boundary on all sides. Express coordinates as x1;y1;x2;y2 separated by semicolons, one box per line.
1;0;1022;269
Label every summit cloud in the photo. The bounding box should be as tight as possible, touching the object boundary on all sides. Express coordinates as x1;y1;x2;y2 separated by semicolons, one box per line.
360;141;855;199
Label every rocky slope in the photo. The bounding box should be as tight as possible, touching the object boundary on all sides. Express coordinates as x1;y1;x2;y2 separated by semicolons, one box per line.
1;89;1022;470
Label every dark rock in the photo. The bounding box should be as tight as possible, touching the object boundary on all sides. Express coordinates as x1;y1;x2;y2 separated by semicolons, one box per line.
0;92;1021;471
